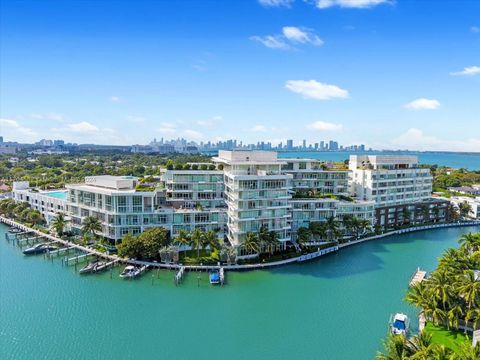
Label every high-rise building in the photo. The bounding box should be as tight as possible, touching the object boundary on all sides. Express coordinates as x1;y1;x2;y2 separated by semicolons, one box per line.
286;139;293;150
213;151;292;248
302;139;307;149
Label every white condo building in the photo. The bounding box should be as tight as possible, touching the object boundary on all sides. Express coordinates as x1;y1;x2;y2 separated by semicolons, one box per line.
213;151;292;247
66;174;226;241
349;155;433;207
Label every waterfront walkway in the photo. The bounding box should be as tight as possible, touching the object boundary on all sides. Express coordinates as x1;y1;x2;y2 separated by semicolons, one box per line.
2;216;479;272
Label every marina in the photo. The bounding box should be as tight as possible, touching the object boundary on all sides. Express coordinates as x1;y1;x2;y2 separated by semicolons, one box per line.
2;223;478;360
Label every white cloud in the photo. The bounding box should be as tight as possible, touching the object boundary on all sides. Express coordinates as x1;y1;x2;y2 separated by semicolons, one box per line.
67;121;100;134
306;121;343;131
391;128;480;152
109;96;123;103
258;0;294;7
404;98;441;110
183;129;203;140
250;35;290;50
313;0;392;9
285;80;349;100
471;26;480;33
450;66;480;76
251;26;323;50
282;26;324;46
0;118;37;140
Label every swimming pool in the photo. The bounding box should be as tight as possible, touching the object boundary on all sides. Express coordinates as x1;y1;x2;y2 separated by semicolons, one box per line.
44;191;68;200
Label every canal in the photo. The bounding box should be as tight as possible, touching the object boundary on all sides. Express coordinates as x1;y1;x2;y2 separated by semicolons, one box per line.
1;224;478;359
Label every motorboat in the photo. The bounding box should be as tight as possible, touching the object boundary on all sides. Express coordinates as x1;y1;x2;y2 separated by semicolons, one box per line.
209;270;220;285
79;260;107;274
23;243;58;255
119;265;142;279
390;313;409;336
8;228;23;234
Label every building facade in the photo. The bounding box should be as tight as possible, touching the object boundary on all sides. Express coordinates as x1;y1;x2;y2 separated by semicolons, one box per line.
213;151;292;246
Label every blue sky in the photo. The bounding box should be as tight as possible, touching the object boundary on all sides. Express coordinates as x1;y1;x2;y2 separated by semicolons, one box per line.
0;0;479;151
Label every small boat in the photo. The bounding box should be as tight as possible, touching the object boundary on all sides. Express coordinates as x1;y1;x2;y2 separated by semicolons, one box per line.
390;313;409;336
23;243;58;255
79;260;107;274
8;228;22;234
209;270;220;285
119;265;142;279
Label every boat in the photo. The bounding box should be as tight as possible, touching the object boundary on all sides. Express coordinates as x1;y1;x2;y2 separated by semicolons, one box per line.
8;228;23;234
209;270;220;285
79;260;107;274
23;243;58;255
119;265;142;279
390;313;409;336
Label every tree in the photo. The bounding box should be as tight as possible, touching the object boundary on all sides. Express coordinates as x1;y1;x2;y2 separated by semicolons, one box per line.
50;212;68;237
296;227;312;248
137;227;170;259
203;230;220;253
27;209;43;226
458;270;480;319
459;233;480;253
376;334;407;360
117;233;142;259
81;216;102;239
243;232;259;255
447;204;460;222
459;202;472;219
174;229;191;258
118;228;170;260
325;216;341;242
309;221;327;241
190;228;204;259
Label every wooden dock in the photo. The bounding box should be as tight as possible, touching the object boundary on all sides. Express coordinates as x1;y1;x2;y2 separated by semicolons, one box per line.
410;267;427;287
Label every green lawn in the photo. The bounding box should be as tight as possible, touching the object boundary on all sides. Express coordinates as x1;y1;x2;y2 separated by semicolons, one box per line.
424;322;470;352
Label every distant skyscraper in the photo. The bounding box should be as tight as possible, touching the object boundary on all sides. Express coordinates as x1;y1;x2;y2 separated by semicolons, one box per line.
302;139;306;149
320;141;324;151
287;139;293;150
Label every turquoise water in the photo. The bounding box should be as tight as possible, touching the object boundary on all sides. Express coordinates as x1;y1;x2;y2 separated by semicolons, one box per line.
1;224;478;360
203;151;480;170
44;191;68;200
278;151;480;170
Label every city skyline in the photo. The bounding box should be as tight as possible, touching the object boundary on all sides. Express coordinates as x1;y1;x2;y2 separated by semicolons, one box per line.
1;0;479;152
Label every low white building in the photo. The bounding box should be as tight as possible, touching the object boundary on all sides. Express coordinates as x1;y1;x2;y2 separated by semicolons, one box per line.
12;181;68;224
449;196;480;219
66;175;226;241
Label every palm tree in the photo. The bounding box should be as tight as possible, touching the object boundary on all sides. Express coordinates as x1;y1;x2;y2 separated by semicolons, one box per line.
325;216;341;242
446;204;460;222
242;232;259;255
51;212;68;237
309;221;327;241
203;230;220;253
27;210;42;226
459;233;480;253
296;227;312;248
447;304;464;330
429;270;453;314
258;225;270;254
376;334;407;360
81;216;102;239
174;229;191;258
454;342;480;360
406;331;435;358
459;202;472;219
190;228;204;259
458;270;480;327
